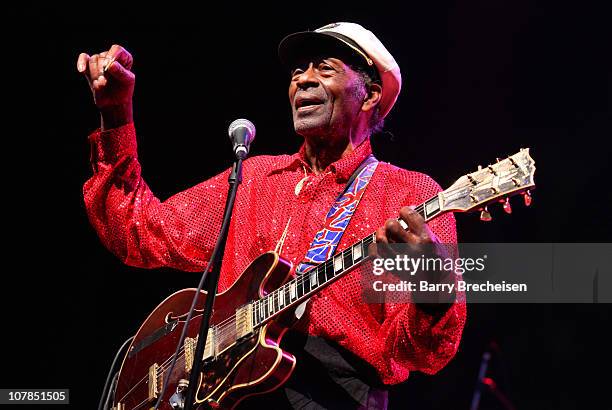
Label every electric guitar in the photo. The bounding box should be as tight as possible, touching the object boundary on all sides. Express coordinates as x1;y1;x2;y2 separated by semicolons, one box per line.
110;149;536;410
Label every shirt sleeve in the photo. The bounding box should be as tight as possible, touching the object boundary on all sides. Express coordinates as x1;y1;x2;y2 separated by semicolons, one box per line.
83;123;230;271
378;174;466;381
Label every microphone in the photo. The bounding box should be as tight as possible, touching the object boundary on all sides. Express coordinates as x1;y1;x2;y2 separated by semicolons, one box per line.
228;119;256;159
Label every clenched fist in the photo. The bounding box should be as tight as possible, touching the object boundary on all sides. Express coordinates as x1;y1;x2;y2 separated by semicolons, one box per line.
77;44;135;129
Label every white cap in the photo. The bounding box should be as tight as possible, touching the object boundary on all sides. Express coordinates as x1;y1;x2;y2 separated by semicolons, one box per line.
279;22;402;119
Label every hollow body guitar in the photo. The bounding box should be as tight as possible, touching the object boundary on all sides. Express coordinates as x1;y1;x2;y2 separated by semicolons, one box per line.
111;149;536;410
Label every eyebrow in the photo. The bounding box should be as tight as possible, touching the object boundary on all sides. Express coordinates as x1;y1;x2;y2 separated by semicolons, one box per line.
291;58;342;72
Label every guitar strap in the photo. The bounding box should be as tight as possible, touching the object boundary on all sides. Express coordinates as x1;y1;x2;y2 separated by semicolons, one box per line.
296;154;379;275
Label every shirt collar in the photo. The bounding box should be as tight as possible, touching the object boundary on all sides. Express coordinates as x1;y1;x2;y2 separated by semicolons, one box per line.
268;138;373;182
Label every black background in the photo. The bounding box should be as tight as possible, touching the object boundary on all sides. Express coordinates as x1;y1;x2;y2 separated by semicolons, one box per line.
4;1;611;409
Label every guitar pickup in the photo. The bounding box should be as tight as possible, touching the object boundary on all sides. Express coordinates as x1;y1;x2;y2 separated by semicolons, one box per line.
185;327;217;373
235;304;254;339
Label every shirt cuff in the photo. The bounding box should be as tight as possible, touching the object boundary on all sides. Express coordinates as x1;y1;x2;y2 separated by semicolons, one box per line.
88;122;138;164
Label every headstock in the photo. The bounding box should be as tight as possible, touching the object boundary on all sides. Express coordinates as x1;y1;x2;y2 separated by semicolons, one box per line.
439;148;536;220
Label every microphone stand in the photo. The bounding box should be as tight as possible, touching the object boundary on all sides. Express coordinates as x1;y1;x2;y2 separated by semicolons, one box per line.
469;350;491;410
183;156;244;410
470;343;516;410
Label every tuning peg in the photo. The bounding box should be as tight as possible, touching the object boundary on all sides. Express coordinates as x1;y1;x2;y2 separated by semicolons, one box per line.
523;190;532;206
480;206;492;222
496;157;501;162
502;198;512;214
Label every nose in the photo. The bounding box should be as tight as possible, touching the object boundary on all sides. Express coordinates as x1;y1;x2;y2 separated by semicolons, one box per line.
296;63;319;90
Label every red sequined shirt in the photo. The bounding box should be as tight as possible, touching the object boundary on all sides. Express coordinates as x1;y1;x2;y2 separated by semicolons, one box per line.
84;123;466;385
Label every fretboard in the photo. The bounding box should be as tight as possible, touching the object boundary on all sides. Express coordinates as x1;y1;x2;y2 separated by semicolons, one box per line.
250;194;443;327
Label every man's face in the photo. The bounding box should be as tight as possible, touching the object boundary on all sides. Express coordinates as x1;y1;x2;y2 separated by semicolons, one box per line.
288;56;366;141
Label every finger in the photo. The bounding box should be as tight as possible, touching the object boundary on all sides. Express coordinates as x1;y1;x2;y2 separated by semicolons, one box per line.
98;51;112;73
89;54;102;88
96;54;106;79
384;219;411;243
399;206;426;237
77;53;90;73
375;226;388;244
368;242;379;258
94;52;114;87
369;227;387;258
104;58;135;84
78;53;93;89
375;225;399;259
107;44;133;70
99;51;108;69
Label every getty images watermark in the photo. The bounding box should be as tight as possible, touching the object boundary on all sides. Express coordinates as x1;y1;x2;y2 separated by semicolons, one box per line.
372;253;526;293
361;243;611;303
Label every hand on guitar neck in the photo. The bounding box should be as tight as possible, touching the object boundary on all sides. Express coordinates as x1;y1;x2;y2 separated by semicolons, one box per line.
370;206;457;313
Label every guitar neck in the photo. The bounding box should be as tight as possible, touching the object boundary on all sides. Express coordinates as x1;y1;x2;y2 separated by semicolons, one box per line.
250;194;444;327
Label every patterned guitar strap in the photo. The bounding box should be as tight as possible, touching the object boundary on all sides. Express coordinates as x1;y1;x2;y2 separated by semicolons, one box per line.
296;154;379;277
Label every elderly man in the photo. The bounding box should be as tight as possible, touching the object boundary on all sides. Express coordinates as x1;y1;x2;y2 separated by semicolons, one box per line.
79;22;465;409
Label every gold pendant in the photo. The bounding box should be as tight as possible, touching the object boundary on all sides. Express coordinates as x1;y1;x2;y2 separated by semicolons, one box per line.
295;176;309;196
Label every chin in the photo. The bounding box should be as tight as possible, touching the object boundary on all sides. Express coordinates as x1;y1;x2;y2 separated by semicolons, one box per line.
293;119;326;138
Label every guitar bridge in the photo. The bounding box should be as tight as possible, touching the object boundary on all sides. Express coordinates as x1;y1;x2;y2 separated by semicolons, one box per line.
148;363;161;400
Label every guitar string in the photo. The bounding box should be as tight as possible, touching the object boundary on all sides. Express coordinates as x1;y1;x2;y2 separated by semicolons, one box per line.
129;397;152;410
120;202;425;402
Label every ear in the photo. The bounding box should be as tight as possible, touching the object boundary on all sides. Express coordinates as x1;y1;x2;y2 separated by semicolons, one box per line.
361;83;382;113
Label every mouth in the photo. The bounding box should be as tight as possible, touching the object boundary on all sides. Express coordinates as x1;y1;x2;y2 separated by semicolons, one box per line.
295;96;324;112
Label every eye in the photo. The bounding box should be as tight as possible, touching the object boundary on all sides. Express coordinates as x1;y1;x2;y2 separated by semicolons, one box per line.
318;62;335;71
291;68;305;79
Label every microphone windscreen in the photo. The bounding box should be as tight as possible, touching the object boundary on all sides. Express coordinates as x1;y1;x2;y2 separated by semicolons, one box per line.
228;119;256;142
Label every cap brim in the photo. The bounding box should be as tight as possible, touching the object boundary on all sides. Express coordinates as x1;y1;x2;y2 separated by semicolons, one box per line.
278;31;370;71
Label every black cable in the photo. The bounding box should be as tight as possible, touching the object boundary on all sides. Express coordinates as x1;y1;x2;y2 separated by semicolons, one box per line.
103;372;119;410
98;335;134;410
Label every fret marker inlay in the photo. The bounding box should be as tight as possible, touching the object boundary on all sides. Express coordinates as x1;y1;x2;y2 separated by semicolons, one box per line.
353;244;362;261
310;271;318;287
334;255;343;273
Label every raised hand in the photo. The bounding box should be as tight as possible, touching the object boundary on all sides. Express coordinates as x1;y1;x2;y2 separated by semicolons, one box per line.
77;44;135;129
